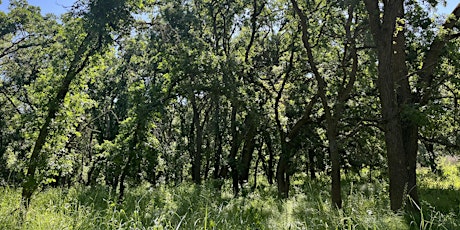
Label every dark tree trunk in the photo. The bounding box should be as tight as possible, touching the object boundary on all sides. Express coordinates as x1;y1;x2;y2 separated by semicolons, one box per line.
190;96;211;184
403;123;420;206
364;0;460;212
327;122;342;208
117;156;131;203
253;143;263;191
239;112;257;184
290;0;359;209
213;98;223;179
86;155;104;186
276;141;291;198
308;149;316;180
364;0;418;211
229;104;240;196
392;2;420;207
118;121;143;203
190;96;202;184
424;142;438;173
204;138;210;180
21;34;97;208
264;133;275;184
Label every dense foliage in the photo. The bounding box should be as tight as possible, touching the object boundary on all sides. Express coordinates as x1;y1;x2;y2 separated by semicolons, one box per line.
1;159;460;229
1;0;460;226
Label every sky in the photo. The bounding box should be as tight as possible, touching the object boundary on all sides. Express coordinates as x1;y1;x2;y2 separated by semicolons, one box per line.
0;0;458;17
0;0;76;15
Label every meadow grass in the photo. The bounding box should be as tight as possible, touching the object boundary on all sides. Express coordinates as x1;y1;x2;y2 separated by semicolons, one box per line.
0;159;459;229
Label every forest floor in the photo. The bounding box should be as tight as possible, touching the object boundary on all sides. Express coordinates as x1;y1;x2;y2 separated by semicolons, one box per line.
1;158;459;230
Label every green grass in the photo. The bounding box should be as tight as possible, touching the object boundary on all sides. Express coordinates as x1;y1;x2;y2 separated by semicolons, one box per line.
1;159;459;229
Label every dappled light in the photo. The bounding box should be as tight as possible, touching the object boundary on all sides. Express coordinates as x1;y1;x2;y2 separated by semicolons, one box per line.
1;0;460;228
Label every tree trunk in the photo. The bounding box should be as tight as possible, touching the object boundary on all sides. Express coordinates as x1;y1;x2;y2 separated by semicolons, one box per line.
239;112;257;184
276;141;291;198
117;155;131;203
118;121;143;203
364;0;412;211
21;34;96;208
404;123;419;206
253;143;263;191
423;142;438;173
308;149;316;180
392;2;420;207
229;103;240;196
190;96;202;184
327;121;342;208
264;133;275;184
204;138;211;180
213;97;223;179
290;0;359;209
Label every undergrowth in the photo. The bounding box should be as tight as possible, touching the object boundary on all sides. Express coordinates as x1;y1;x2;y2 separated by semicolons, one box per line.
0;158;459;229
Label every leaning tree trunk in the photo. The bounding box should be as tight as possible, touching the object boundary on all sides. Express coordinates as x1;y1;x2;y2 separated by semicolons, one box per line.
21;34;97;208
290;0;359;209
118;121;144;203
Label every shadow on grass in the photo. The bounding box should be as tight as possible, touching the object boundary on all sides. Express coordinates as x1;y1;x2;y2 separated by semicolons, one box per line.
71;182;278;229
405;187;460;229
420;187;460;213
75;185;115;212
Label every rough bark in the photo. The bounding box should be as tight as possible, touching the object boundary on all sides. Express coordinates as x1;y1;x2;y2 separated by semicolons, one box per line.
364;1;460;211
392;2;420;207
364;0;412;211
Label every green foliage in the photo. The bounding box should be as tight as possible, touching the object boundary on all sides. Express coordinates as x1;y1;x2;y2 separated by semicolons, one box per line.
0;163;458;230
1;0;460;226
1;157;460;229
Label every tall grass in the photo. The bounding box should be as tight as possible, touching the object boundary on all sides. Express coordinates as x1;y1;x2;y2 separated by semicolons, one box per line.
0;158;459;229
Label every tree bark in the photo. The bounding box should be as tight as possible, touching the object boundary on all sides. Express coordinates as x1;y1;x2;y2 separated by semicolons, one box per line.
213;96;223;179
276;142;290;198
363;1;460;211
239;112;257;185
364;0;412;211
190;95;205;184
262;132;275;184
290;0;358;209
327;120;342;208
229;103;240;196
